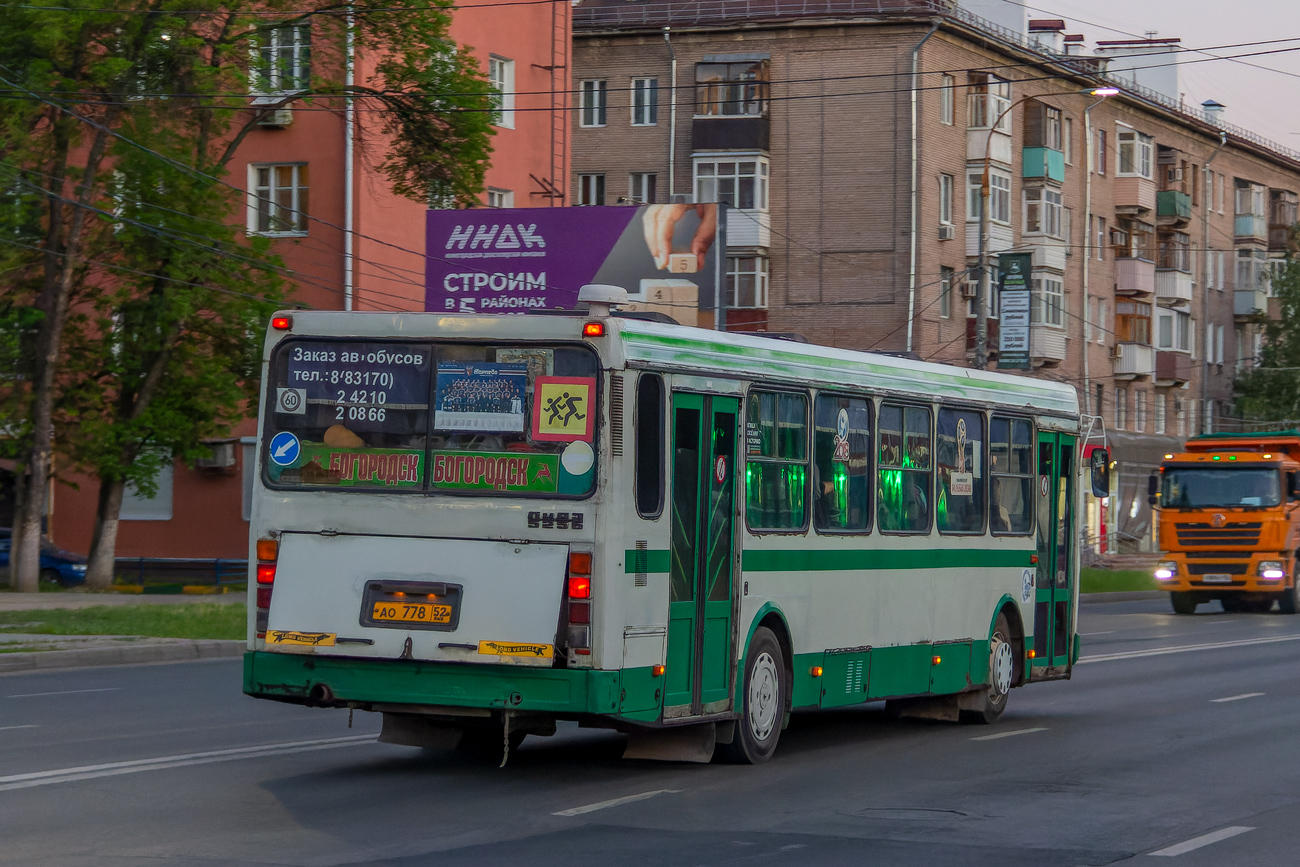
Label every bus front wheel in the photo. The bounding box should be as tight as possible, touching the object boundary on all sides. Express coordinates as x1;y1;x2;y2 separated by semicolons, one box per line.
718;626;785;764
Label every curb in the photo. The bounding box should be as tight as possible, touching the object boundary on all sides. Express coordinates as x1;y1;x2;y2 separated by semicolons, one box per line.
0;639;245;674
1080;590;1166;604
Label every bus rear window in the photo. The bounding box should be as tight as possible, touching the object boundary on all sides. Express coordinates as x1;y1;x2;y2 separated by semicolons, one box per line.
264;339;598;497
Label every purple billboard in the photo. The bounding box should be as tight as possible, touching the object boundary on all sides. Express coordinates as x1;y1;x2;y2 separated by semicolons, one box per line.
425;205;723;321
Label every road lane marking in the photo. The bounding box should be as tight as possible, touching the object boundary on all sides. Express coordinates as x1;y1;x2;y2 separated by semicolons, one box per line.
7;688;122;698
1149;826;1254;856
1211;692;1265;703
1080;631;1115;636
1078;633;1300;664
0;734;375;793
970;727;1047;741
553;789;681;817
0;725;37;732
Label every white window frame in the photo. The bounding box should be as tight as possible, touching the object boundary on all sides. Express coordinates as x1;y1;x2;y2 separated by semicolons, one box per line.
1135;391;1147;433
1117;127;1154;179
726;255;769;309
486;188;514;208
247;163;308;237
939;266;953;319
1064;116;1074;164
488;56;515;129
250;23;310;98
1157;309;1192;352
1044;106;1063;151
580;79;607;128
631;77;658;126
628;172;657;204
1114;387;1127;432
939;74;955;125
1031;273;1064;328
578;173;605;206
939;173;954;225
1154;393;1166;434
1024;187;1062;237
967;169;1011;225
968;73;1011;132
694;156;769;212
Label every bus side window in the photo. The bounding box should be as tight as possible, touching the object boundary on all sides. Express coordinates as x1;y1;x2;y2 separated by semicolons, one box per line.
878;403;932;534
634;373;665;518
745;390;809;531
813;394;872;533
989;416;1034;535
936;407;986;534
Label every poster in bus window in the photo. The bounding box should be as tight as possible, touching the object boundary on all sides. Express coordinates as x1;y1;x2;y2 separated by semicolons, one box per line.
531;377;596;442
434;362;527;432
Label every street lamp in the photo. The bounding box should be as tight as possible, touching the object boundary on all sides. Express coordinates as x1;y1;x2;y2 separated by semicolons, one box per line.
975;86;1118;370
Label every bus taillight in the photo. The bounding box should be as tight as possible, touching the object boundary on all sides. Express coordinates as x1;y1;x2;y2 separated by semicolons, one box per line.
255;537;278;638
565;547;594;657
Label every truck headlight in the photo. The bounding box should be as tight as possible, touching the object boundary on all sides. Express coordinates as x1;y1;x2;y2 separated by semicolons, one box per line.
1154;561;1178;580
1259;561;1286;581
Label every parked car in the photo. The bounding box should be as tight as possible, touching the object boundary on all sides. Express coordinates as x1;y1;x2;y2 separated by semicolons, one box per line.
0;531;88;586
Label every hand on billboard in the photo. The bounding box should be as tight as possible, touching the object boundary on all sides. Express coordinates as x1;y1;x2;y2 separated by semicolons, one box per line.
690;204;717;272
643;204;718;272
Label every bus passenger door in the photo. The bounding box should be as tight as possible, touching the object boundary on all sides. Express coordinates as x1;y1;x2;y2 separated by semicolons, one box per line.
1034;432;1077;671
665;394;738;717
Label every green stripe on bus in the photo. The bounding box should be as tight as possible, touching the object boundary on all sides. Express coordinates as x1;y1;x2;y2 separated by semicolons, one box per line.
625;548;1031;573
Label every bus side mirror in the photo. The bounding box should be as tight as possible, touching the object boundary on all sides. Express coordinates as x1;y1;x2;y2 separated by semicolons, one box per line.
1089;448;1110;499
1148;473;1160;506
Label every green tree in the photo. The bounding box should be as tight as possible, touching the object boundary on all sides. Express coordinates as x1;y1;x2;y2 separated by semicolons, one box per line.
1234;255;1300;424
0;0;494;590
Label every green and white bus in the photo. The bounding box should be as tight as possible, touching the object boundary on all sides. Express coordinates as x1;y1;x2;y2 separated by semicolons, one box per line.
243;286;1087;763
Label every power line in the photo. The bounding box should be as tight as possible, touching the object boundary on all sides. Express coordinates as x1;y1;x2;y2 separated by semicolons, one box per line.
8;0;570;15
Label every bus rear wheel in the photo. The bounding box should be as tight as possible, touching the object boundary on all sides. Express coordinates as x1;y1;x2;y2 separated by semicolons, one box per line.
960;613;1013;725
718;626;785;764
1171;592;1198;615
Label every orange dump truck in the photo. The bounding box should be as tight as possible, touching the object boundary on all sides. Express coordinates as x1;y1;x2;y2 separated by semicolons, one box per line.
1153;431;1300;615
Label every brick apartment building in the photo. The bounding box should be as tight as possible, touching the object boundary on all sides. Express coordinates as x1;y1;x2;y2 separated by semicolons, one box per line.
37;0;571;561
569;0;1300;552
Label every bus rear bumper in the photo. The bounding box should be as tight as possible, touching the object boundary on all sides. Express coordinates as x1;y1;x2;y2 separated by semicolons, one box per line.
242;651;621;716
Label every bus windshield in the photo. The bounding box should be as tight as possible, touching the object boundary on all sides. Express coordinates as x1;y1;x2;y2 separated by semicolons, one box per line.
265;339;599;497
1161;466;1281;508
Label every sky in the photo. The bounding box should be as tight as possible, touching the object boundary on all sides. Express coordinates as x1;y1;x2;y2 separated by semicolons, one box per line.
1000;0;1300;152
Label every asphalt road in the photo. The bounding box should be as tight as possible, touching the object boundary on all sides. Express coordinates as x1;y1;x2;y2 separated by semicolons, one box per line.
4;597;1300;866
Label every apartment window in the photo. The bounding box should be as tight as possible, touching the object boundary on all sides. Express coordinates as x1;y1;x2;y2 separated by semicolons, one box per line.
1237;247;1267;290
1158;232;1191;272
1114;387;1127;431
249;163;308;236
940;74;955;124
1096;129;1107;175
1031;274;1064;327
1217;172;1225;213
1215;324;1225;365
250;23;310;96
1064;117;1074;164
486;188;514;208
1154;393;1166;434
968;73;1011;131
1024;187;1062;237
695;60;769;117
1044;106;1062;151
1115;300;1151;344
1117;128;1154;179
939;266;954;319
1096;298;1108;344
631;77;658;126
1112;218;1155;261
746;391;808;531
578;173;605;206
1095;216;1106;261
1135;391;1147;433
813;395;872;533
878;403;933;534
726;256;769;308
580;79;607;127
1157;309;1191;351
121;461;174;521
939;173;954;225
488;56;515;128
967;170;1010;224
628;172;657;204
1175;398;1186;438
1203;168;1213;212
695;158;769;210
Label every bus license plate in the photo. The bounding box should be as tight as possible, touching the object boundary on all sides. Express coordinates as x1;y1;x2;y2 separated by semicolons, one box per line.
1202;574;1232;583
370;601;455;624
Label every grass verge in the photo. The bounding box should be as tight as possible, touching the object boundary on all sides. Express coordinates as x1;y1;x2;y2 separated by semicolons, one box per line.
0;604;244;640
1081;567;1158;594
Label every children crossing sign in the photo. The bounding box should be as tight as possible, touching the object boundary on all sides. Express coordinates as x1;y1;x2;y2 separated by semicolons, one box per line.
531;377;596;442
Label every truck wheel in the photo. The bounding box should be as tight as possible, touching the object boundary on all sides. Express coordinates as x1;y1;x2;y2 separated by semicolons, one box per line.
717;626;785;764
1279;574;1300;615
1171;592;1198;615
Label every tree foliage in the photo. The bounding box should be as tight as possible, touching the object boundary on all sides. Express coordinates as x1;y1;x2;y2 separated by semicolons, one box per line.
1234;254;1300;422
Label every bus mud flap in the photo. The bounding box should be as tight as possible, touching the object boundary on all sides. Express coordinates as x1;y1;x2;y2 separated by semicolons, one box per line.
378;712;464;750
885;695;960;722
623;723;717;763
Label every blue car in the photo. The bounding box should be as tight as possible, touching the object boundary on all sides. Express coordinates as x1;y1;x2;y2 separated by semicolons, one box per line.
0;531;88;587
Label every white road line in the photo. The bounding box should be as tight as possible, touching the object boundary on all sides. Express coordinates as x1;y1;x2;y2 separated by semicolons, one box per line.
1078;633;1300;664
1149;826;1255;856
1080;631;1115;636
0;725;37;732
1211;692;1265;703
553;789;681;817
970;727;1047;741
0;734;375;793
7;687;122;698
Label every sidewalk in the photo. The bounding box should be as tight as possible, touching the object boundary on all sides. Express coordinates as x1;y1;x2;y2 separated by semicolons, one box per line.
0;591;246;612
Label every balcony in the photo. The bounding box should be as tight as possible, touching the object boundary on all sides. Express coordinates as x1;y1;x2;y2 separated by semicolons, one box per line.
1156;190;1192;226
1114;257;1156;296
1235;214;1268;244
1155;269;1193;307
1114;342;1155;379
1028;236;1066;272
1114;177;1156;214
727;209;771;248
1156;350;1193;385
1270;223;1293;252
691;116;770;152
966;221;1014;257
1022;148;1065;183
1030;325;1067;363
1235;288;1269;319
968;129;1011;166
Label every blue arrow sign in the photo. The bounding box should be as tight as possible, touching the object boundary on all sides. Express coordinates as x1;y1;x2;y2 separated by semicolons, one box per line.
269;431;301;467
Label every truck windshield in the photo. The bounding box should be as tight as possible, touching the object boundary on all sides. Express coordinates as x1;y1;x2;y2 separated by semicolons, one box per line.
264;339;599;497
1161;467;1281;508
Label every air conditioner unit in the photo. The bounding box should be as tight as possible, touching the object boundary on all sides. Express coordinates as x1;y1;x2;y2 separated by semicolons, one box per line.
938;224;955;241
258;108;293;128
1112;343;1125;359
960;280;977;299
195;442;237;470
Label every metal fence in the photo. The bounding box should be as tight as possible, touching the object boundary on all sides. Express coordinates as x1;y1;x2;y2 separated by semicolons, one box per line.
115;557;248;587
